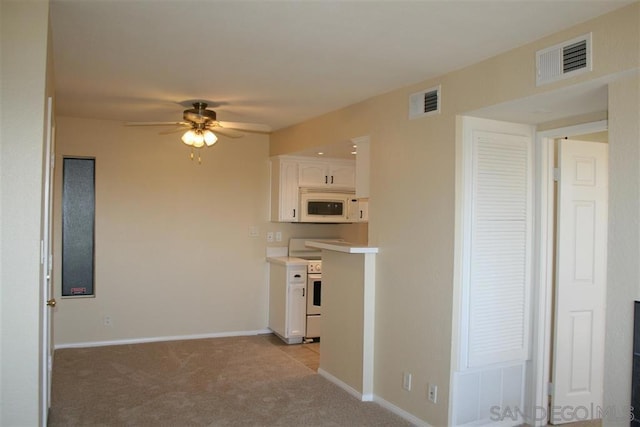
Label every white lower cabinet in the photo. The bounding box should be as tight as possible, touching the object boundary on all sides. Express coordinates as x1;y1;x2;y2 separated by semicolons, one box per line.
287;283;306;338
268;262;306;344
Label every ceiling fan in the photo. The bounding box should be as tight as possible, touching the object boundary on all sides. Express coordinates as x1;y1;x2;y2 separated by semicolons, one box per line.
125;102;271;161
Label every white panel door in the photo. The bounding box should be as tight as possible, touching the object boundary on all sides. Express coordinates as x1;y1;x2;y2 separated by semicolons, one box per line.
551;139;608;424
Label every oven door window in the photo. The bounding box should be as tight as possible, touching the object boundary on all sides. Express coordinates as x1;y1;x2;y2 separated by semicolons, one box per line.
312;279;321;306
307;277;322;315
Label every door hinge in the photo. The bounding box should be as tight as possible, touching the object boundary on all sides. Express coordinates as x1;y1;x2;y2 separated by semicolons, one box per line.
553;167;560;182
547;382;554;396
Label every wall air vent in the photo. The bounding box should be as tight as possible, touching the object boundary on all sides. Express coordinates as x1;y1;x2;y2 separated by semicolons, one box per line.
536;33;592;86
409;85;441;119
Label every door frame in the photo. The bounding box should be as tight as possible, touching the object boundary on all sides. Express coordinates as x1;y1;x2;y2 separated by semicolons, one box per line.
40;96;55;426
529;119;608;426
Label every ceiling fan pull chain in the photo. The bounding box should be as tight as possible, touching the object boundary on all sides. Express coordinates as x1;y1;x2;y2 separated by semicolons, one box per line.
190;147;194;160
198;149;202;164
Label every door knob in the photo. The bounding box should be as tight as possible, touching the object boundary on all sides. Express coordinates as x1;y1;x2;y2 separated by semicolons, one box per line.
46;299;56;307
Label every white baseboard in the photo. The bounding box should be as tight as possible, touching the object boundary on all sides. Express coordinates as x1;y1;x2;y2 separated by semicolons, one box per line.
317;368;431;426
317;368;366;401
54;329;272;350
372;395;433;427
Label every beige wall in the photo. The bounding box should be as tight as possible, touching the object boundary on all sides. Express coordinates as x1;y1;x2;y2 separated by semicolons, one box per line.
0;1;51;425
605;73;640;426
270;4;639;425
52;117;358;345
321;251;365;392
2;2;637;425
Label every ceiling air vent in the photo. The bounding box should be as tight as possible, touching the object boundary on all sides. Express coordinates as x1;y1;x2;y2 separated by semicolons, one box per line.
536;33;592;86
409;85;441;119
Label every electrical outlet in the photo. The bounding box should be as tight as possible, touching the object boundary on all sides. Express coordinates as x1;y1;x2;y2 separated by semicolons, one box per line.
402;372;412;391
103;315;112;327
275;231;282;242
248;226;259;238
428;383;438;403
267;232;274;242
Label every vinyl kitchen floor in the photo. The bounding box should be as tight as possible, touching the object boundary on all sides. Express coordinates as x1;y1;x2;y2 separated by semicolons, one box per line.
265;333;320;371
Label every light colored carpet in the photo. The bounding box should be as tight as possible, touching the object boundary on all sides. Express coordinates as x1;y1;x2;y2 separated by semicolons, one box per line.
48;334;412;426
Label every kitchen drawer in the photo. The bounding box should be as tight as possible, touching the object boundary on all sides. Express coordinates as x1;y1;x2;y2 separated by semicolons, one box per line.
288;268;306;283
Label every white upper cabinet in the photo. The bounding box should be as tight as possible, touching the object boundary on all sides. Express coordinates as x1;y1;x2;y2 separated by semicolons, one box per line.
357;199;369;222
298;161;327;187
354;136;370;198
271;157;299;222
331;163;356;188
298;159;355;190
271;155;357;222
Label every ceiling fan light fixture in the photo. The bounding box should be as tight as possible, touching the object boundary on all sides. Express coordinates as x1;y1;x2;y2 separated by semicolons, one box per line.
204;130;218;146
127;101;269;163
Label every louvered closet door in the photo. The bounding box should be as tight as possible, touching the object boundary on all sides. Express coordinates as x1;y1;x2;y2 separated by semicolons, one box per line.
467;130;532;368
452;118;533;426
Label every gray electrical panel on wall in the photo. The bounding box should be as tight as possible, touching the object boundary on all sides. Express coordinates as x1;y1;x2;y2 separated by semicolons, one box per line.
62;157;95;297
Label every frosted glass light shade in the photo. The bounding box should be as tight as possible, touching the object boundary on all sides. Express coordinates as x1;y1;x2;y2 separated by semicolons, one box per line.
192;131;205;148
181;129;196;145
204;130;218;146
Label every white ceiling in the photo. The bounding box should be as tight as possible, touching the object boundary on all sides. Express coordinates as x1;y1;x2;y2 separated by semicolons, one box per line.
50;0;632;134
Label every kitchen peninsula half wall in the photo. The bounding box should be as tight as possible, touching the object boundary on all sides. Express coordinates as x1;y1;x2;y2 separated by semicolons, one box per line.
305;240;378;401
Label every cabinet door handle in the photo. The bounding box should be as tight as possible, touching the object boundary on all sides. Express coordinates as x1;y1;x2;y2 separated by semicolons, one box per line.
360;210;363;219
331;175;334;184
302;288;305;297
294;274;301;278
325;175;328;184
293;208;296;218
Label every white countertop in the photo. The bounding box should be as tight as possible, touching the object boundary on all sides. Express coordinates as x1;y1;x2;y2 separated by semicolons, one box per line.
305;240;379;254
266;256;309;266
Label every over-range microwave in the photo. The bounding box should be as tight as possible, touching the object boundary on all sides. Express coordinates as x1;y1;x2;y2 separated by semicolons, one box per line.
299;188;357;223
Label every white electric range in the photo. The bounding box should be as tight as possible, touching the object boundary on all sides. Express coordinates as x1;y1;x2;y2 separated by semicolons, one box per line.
288;238;341;340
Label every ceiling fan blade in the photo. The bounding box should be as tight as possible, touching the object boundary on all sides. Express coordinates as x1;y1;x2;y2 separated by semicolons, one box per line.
217;121;271;133
124;121;189;127
208;126;243;139
158;127;189;135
